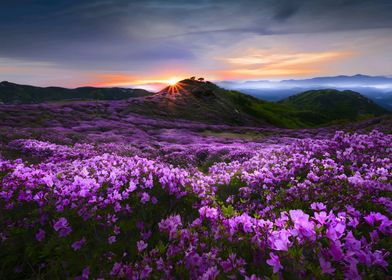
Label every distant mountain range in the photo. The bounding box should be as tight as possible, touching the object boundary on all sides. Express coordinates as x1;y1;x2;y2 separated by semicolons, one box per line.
218;74;392;110
0;81;152;104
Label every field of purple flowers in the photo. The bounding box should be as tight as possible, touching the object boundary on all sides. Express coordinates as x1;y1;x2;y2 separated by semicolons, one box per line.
0;102;391;279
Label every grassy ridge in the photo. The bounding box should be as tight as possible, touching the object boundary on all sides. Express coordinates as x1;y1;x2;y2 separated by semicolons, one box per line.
0;81;152;104
1;80;389;128
223;90;327;128
279;89;389;124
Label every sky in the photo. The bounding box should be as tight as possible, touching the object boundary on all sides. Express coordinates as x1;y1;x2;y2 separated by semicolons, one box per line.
0;0;391;90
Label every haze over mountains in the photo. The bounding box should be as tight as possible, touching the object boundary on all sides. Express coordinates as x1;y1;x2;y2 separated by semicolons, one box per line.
218;74;392;110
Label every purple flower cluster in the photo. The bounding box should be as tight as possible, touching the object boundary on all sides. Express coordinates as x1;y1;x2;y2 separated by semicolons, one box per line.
0;123;391;278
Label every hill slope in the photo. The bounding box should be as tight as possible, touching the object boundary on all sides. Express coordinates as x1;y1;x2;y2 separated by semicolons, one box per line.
218;74;392;110
280;89;389;123
122;79;322;128
0;81;152;104
1;80;388;128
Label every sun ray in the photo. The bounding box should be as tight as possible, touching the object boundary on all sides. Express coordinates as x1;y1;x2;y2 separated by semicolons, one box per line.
167;77;179;86
164;79;187;98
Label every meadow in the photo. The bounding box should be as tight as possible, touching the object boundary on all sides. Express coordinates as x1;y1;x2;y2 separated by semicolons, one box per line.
0;101;391;279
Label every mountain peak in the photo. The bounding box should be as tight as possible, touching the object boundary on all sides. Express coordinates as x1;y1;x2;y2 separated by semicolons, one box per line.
157;78;217;98
0;81;12;86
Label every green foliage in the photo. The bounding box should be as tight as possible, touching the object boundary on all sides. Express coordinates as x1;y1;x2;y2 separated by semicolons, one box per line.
215;175;244;203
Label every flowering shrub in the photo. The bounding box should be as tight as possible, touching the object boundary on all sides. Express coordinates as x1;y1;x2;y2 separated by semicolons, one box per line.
0;122;391;279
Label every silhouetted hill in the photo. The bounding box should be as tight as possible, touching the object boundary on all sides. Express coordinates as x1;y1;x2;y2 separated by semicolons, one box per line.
122;78;324;128
280;89;389;123
0;81;152;104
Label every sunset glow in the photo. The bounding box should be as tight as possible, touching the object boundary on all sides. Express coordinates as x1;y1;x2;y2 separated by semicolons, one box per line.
167;78;179;86
0;1;390;88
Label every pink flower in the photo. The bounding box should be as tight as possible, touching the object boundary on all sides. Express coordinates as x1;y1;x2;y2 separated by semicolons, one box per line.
266;252;283;273
200;266;219;280
268;229;291;251
369;229;379;243
128;181;137;192
329;241;344;261
137;240;148;252
108;235;116;244
53;217;71;237
199;206;219;220
72;237;86;251
289;210;315;240
159;215;182;239
82;266;90;279
141;230;151;240
53;217;68;231
311;202;326;211
35;229;45;242
140;265;152;279
326;222;346;241
245;275;261;280
319;256;335;275
314;211;328;225
364;212;392;235
345;231;361;251
371;250;389;268
344;260;360;280
347;217;359;228
140;192;150;204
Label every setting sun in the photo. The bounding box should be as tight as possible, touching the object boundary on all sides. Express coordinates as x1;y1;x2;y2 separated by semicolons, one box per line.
167;77;178;86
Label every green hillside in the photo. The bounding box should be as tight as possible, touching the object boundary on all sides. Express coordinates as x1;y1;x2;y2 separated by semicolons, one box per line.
279;89;389;124
2;80;388;128
0;81;152;104
122;79;325;128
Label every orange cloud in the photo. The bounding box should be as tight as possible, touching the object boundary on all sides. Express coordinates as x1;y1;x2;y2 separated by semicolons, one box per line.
91;74;139;87
90;73;191;91
216;50;353;79
84;50;353;88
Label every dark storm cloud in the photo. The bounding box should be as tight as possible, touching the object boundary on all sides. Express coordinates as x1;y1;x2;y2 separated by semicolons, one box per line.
0;0;391;72
273;3;300;22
